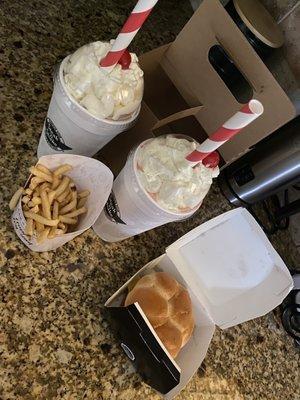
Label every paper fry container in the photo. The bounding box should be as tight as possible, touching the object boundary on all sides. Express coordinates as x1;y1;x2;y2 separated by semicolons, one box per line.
11;154;113;252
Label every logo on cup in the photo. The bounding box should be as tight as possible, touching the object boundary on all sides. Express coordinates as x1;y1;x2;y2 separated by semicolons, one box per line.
44;118;72;152
104;192;126;225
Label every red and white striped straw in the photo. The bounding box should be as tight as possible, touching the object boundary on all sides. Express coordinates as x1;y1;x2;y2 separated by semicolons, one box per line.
100;0;159;73
186;100;264;164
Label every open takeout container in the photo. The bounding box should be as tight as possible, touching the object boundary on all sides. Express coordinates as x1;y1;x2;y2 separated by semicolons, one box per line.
105;208;293;398
11;154;113;252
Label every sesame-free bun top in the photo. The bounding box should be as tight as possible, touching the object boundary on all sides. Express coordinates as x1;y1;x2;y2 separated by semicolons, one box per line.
125;272;194;358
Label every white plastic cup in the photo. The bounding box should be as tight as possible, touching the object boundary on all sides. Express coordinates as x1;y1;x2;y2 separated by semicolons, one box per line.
37;57;141;158
93;137;200;242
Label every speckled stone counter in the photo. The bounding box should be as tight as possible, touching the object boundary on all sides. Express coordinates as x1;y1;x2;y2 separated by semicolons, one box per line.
1;1;300;399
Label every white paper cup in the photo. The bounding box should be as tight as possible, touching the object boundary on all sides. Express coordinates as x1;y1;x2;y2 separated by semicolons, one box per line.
12;154;113;252
37;57;141;158
93;137;200;242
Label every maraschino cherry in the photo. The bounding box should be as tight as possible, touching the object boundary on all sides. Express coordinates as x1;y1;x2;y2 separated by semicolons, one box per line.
118;50;132;69
202;151;220;168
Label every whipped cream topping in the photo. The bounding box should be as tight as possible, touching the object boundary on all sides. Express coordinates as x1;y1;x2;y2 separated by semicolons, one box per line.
136;136;219;213
63;41;144;120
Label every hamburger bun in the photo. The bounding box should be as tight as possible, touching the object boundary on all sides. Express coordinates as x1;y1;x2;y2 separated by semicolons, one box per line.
125;272;194;358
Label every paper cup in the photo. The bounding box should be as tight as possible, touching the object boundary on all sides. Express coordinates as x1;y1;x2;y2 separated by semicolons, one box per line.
93;138;199;242
12;154;113;252
37;57;141;158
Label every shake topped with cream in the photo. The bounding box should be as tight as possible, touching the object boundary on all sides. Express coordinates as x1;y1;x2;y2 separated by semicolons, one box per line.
136;136;219;213
64;41;144;120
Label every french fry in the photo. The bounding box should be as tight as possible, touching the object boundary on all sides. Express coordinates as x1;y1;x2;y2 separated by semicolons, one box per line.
25;218;34;236
51;175;60;190
29;177;44;190
24;211;59;227
55;229;65;236
59;200;68;208
37;227;51;244
55;176;70;197
66;192;73;202
56;188;69;203
31;196;42;205
48;226;57;239
78;190;90;199
25;188;33;196
77;197;87;208
48;191;56;205
40;182;51;192
29;167;53;183
36;222;44;233
22;196;30;204
31;205;39;213
36;164;52;176
70;190;77;206
59;215;78;225
58;222;66;229
62;207;87;218
40;191;51;220
59;198;77;215
71;189;77;200
32;189;39;197
53;164;72;176
9;187;24;210
59;192;73;208
52;201;59;219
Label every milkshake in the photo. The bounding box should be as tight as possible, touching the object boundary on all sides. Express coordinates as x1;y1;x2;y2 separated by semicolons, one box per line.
93;135;219;242
64;41;143;121
38;41;144;157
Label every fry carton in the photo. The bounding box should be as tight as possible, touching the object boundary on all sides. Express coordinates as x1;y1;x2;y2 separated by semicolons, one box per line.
11;154;113;252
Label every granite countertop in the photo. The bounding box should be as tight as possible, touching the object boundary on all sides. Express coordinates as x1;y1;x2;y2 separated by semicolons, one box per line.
1;1;300;399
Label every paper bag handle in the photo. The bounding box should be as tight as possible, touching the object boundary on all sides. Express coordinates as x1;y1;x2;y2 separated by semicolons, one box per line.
152;105;203;131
